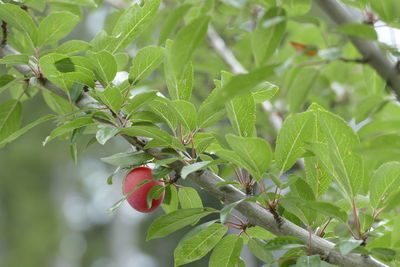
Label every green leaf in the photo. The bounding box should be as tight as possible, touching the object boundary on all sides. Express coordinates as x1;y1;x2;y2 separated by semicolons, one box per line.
97;85;123;113
165;40;194;101
215;149;258;177
251;7;286;66
171;100;197;133
44;117;94;145
0;100;22;142
146;207;216;240
0;74;14;88
111;0;161;53
209;235;243;267
226;134;273;180
0;3;38;45
287;68;319;113
336;23;377;40
296;255;321;267
264;236;305;251
338;239;363;255
178;187;203;209
248;239;273;263
304;201;347;222
220;199;244;224
121;125;177;148
246;226;275;240
148;97;178;132
54;40;92;55
0;54;30;65
275;111;313;174
95;125;119;145
146;185;165;209
87;50;117;86
174;223;227;266
129;46;165;84
211;65;275;108
279;197;315;225
252;82;279;103
158;4;191;44
225;94;256;137
170;16;210;77
151;166;172;180
101;151;153;167
37;11;79;46
48;0;97;7
318;110;363;197
124;91;157;118
162;185;179;213
370;161;400;210
181;161;212;179
197;87;226;129
0;115;54;147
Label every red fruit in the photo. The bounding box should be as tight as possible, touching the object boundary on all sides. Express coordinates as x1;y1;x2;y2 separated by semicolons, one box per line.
123;166;164;213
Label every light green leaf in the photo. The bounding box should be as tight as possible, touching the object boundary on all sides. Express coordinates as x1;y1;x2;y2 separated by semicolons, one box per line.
171;100;197;133
212;65;275;108
226;94;256;137
174;223;227;266
146;185;165;209
124;91;157;118
148;97;178;132
370;161;400;210
252;82;279;103
38;11;79;46
170;16;210;77
226;134;273;180
111;0;161;53
220;199;244;224
248;239;273;263
158;4;191;44
264;236;305;251
96;125;119;145
129;46;165;84
54;40;92;55
0;54;29;65
252;7;286;66
44;117;95;145
337;23;377;40
87;50;117;86
304;201;347;223
288;68;319;113
178;187;203;209
214;148;258;177
97;85;123;113
0;3;38;45
121;125;177;148
181;161;211;180
209;235;243;267
275;111;313;174
0;115;54;147
296;255;321;267
338;239;363;255
0;100;22;140
48;0;97;7
101;151;153;167
146;207;216;240
165;40;194;101
318;110;363;197
162;185;179;214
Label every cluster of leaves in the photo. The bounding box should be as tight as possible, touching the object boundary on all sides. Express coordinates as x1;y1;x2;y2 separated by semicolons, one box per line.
1;0;400;266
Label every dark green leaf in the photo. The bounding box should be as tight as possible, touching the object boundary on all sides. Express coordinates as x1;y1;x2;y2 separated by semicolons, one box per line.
101;151;153;167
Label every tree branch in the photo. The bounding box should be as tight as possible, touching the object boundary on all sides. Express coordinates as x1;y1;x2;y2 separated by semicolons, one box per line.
314;0;400;99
